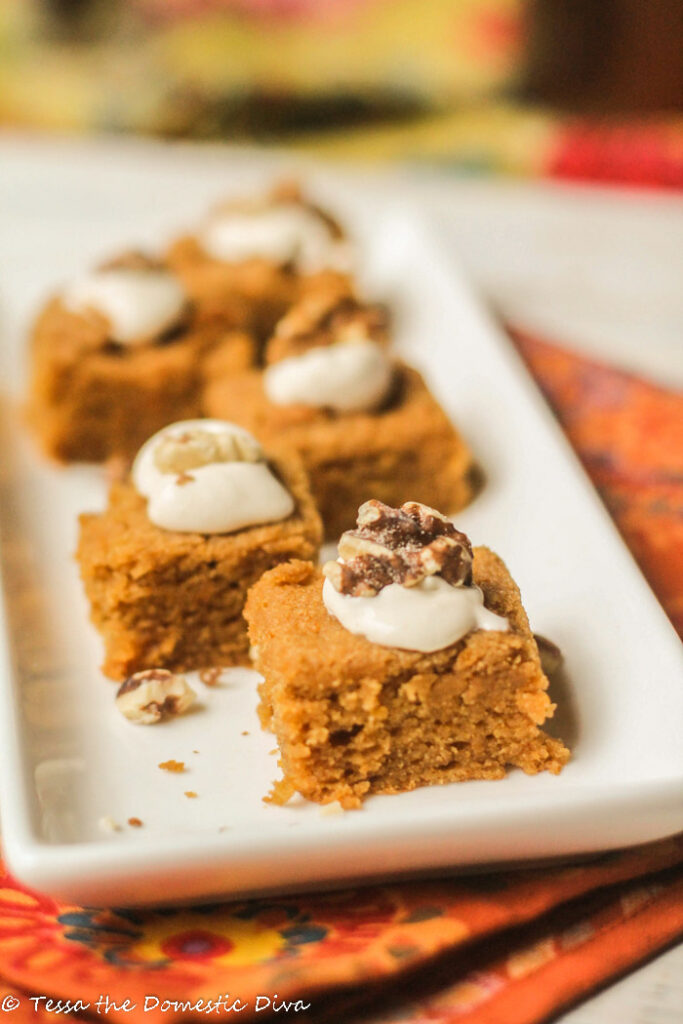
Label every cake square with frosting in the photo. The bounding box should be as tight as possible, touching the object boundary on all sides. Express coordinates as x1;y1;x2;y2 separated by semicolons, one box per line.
245;506;569;808
76;422;322;680
203;284;476;540
166;181;352;344
26;252;256;463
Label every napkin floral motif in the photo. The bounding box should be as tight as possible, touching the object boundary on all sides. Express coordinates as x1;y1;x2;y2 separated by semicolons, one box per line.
0;836;681;1024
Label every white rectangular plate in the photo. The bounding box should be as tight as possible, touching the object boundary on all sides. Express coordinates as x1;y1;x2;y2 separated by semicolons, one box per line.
0;142;681;907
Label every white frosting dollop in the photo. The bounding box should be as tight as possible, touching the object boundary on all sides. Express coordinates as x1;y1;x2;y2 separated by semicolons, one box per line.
132;419;294;534
323;574;509;653
264;338;393;413
63;269;186;344
200;203;352;273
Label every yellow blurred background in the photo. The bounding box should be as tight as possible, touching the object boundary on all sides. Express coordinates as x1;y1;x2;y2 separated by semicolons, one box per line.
1;1;681;185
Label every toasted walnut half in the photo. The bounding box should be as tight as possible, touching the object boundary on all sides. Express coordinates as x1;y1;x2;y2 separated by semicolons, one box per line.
115;669;196;725
267;287;389;365
323;500;473;597
153;427;263;474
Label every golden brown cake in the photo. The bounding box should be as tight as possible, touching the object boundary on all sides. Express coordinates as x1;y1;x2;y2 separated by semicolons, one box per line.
77;420;322;680
167;181;352;343
245;501;569;808
204;289;475;539
26;252;256;463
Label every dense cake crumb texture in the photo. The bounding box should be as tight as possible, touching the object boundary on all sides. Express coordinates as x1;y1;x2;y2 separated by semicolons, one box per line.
204;363;477;539
246;553;570;808
76;446;321;679
27;291;255;463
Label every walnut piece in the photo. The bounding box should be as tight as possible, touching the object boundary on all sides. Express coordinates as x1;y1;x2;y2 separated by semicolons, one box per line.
267;287;389;365
153;427;263;474
323;500;473;597
115;669;195;725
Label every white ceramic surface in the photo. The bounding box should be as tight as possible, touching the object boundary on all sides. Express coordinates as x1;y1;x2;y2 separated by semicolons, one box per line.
0;160;681;907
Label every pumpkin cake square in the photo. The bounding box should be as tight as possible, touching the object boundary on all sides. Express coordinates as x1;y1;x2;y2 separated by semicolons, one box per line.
77;419;322;680
245;500;569;808
26;251;256;463
167;181;353;343
204;287;476;539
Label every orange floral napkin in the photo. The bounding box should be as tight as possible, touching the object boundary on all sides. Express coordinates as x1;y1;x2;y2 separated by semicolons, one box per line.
512;330;683;638
1;331;681;1023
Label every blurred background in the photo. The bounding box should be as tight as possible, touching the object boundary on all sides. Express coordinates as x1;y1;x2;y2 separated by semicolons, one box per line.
1;0;682;384
1;0;681;187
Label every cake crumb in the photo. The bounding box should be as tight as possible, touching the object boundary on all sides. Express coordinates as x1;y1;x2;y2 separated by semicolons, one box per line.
98;815;122;833
184;790;198;799
159;759;186;773
128;816;143;827
199;667;223;687
241;730;250;736
269;748;278;755
264;778;296;805
192;749;199;753
319;800;345;817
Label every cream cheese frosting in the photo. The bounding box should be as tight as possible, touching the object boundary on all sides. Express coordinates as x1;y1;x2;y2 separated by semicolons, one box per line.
322;573;509;653
322;500;510;652
63;268;186;344
263;337;393;412
200;203;352;273
132;419;294;534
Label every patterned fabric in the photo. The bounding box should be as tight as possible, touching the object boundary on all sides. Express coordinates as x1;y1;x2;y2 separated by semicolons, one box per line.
1;1;681;188
512;331;683;637
0;0;523;132
547;119;683;190
302;108;683;190
0;837;681;1022
0;330;682;1023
